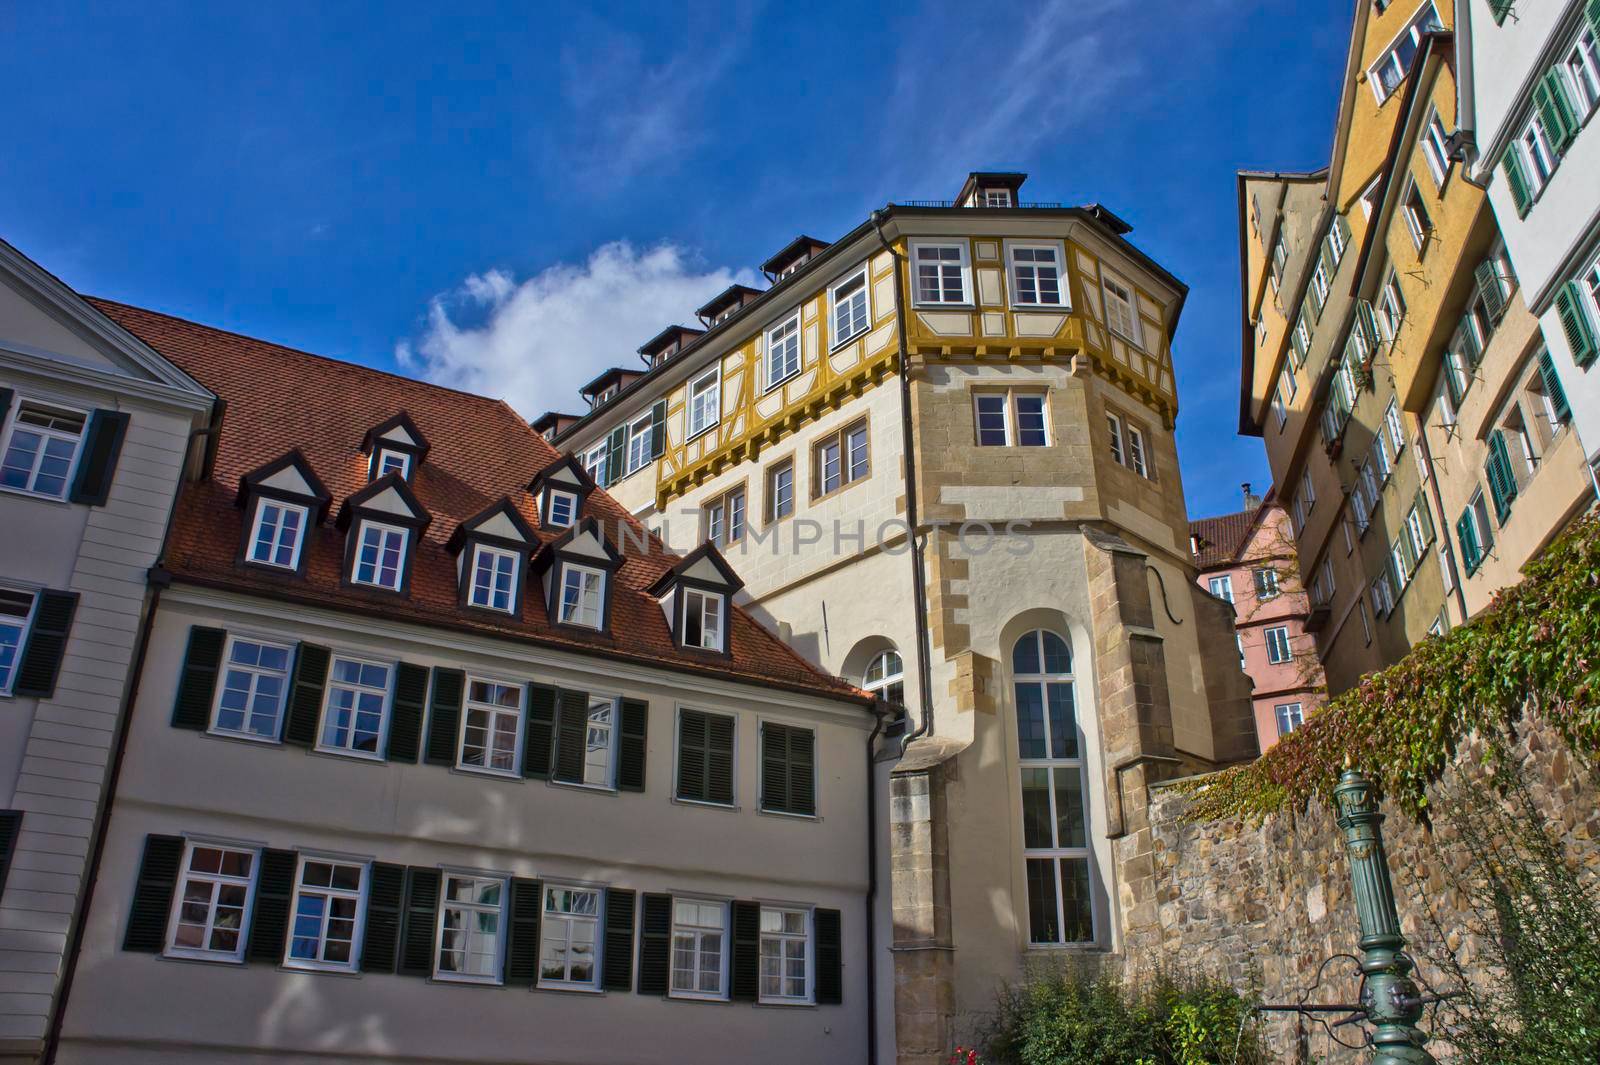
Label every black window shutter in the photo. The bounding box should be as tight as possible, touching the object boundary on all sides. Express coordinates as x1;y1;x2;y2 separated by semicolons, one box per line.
649;399;667;459
677;710;709;802
505;877;543;986
281;643;330;746
14;590;79;699
789;726;816;816
423;667;464;766
707;712;735;805
68;409;130;507
523;683;557;779
636;892;673;996
761;723;790;813
398;867;441;977
618;698;648;792
605;426;626;487
553;688;588;784
814;908;843;1004
360;862;407;973
386;663;428;762
122;834;185;952
601;888;636;992
0;811;19;899
171;626;226;731
247;848;298;963
730;899;760;1002
0;389;13;438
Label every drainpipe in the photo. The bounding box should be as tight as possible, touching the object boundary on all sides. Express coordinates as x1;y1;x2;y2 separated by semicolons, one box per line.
870;208;936;751
1449;0;1488;186
863;702;888;1065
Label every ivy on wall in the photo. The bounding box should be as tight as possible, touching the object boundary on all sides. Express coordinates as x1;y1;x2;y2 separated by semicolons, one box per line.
1181;514;1600;823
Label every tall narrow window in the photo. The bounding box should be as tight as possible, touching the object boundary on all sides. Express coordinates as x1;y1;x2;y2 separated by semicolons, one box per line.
1008;245;1066;307
558;564;605;629
353;521;407;591
213;637;292;740
913;243;969;305
1126;426;1149;477
670;899;728;998
1421;111;1452;186
705;486;746;547
812;420;869;498
759;908;811;1003
0;402;86;499
539;885;600;988
459;679;523;775
1402;183;1433;250
582;444;608;489
830;267;871;346
1101;276;1142;347
167;842;257;961
1106;414;1124;465
765;314;802;391
436;874;505;983
688;368;720;438
248;501;308;569
626;412;654;475
765;459;794;523
1264;625;1292;665
1015;393;1048;446
287;857;365;971
1567;31;1600;115
1014;630;1094;945
581;694;617;787
863;648;904;708
682;589;725;652
319;657;391;757
974;393;1009;446
0;589;36;696
468;544;519;612
1254;568;1281;601
1369;3;1442;102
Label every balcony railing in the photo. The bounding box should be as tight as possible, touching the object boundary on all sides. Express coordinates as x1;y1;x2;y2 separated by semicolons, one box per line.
894;200;1067;209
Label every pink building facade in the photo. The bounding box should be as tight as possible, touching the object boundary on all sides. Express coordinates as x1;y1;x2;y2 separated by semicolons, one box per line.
1190;495;1327;750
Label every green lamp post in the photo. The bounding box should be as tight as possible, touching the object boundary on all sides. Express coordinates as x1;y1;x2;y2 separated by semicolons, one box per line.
1333;768;1437;1064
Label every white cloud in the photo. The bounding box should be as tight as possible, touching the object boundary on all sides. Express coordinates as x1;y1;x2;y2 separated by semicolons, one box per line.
396;242;758;419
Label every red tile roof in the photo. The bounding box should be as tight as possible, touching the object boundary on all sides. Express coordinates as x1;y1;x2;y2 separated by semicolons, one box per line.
88;299;869;706
1188;508;1261;570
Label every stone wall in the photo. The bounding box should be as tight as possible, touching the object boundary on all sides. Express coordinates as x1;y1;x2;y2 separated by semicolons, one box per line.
1121;715;1599;1061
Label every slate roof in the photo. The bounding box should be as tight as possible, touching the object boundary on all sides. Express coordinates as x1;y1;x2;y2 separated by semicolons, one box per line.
88;298;869;705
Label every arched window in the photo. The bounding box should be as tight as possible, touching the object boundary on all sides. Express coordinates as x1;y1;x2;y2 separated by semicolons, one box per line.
1012;629;1093;945
863;648;906;733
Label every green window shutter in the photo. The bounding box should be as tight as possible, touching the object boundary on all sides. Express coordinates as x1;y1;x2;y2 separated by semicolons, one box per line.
553;688;589;784
1502;152;1532;218
422;667;464;765
281;643;330;746
1458;314;1483;367
605;426;626;486
15;590;78;699
601;888;636;991
505;877;543;986
676;709;710;802
1456;510;1480;575
171;626;227;731
1589;0;1600;32
636;893;673;996
1335;213;1352;256
1542;70;1579;153
398;866;441;977
1539;351;1572;423
1290;317;1306;362
0;811;19;901
1556;282;1599;366
814;908;843;1005
1474;260;1507;322
649;399;667;460
246;848;298;962
1486;431;1517;521
67;409;130;506
1413;492;1435;544
1309;277;1326;320
1489;0;1512;23
360;862;407;974
122;834;185;952
618;698;648;792
385;663;428;762
1356;299;1380;352
522;683;557;779
730;899;761;1001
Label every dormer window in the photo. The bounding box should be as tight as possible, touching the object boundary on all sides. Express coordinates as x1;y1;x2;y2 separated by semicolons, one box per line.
249;500;308;569
559;564;606;628
335;471;429;595
375;449;411;480
468;544;520;612
361;412;428;483
546;490;578;529
353;521;407;590
448;497;534;616
533;518;622;632
682;588;725;652
983;188;1013;207
647;542;743;657
236;450;331;577
529;454;596;532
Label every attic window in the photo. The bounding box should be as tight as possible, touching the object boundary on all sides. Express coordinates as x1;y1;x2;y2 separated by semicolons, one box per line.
595;385;618;408
248;500;308;570
546;489;578;529
353;521;407;591
983;188;1013;207
468;544;520;613
682;589;725;652
558;564;606;629
375;449;411;480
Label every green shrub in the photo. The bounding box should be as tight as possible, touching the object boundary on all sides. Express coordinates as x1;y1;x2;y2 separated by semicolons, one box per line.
975;964;1267;1065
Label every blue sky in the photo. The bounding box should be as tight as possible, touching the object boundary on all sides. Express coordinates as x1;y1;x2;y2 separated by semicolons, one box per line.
3;1;1351;518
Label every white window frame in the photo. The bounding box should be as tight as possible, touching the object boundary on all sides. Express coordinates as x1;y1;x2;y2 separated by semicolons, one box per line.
558;563;606;630
764;312;802;392
1518;115;1557;194
433;871;507;985
1126;425;1149;477
1255;566;1281;601
1208;575;1234;602
625;412;654;476
210;634;294;742
1420;110;1451;187
975;389;1049;447
974;392;1010;446
284;854;367;972
246;498;308;570
457;676;525;777
0;588;39;697
575;692;619;789
1100;273;1144;348
828;264;872;348
1566;29;1600;117
910;241;972;307
1368;3;1442;103
317;655;393;759
375;448;411;480
983;187;1013;207
682;588;725;652
687;366;721;440
163;839;259;963
1402;181;1431;250
669;897;730;1000
1106;413;1124;465
545;489;578;529
1264;625;1292;665
1005;240;1070;309
0;397;87;501
582;443;608;488
758;906;814;1005
538;883;603;991
467;543;520;613
1275;702;1305;736
352;520;408;591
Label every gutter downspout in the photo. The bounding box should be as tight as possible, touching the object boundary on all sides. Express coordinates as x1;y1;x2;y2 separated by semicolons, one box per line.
870;208;936;752
863;702;888;1065
1450;0;1487;183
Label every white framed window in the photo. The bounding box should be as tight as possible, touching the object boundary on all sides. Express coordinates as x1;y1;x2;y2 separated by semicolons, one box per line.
1311;258;1332;307
1293;316;1312;360
1378;273;1407;340
1255;567;1281;600
1281;367;1299;405
247;500;308;569
318;656;391;757
1101;274;1143;348
1384;401;1406;456
688;367;721;439
829;266;871;347
863;647;905;708
1567;29;1600;116
1420;110;1452;187
975;390;1048;447
459;678;523;775
0;400;86;499
625;412;653;476
1126;426;1149;477
1014;629;1095;945
1369;3;1442;103
375;449;411;480
983;187;1013;207
582;443;608;488
1236;634;1247;668
671;898;729;998
539;884;601;989
546;489;578;529
1106;413;1124;465
558;564;605;629
165;841;257;962
1402;182;1432;250
759;907;812;1004
1270;234;1288;289
468;543;519;612
766;459;794;523
682;588;725;652
1275;702;1305;735
435;873;506;984
1359;175;1383;219
765;313;802;391
353;521;407;591
975;393;1008;446
1301;468;1316;516
812;420;869;498
705;485;746;547
912;242;971;306
286;856;366;971
1273;384;1287;430
1518;115;1557;194
1264;625;1292;665
0;588;38;696
1007;243;1067;308
579;693;618;788
212;636;293;740
1208;576;1234;602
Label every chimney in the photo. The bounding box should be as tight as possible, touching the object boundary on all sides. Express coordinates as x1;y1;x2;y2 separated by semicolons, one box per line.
1241;482;1261;511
